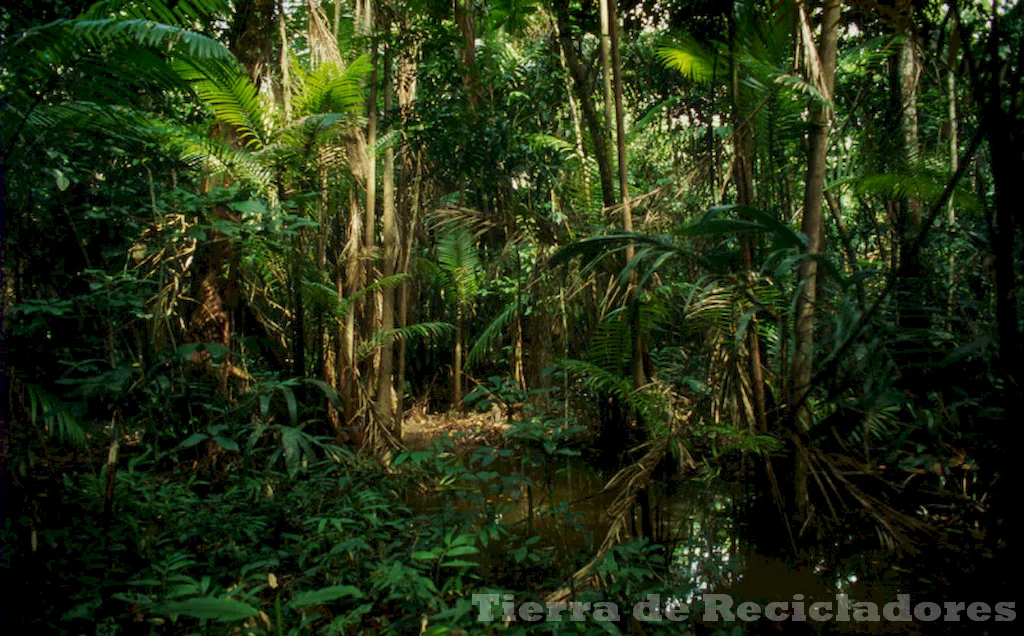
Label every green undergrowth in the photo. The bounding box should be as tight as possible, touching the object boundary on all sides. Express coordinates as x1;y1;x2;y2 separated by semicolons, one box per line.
3;432;682;635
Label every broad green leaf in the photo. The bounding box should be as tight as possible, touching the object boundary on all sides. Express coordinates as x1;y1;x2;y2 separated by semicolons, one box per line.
212;436;239;452
290;585;363;607
440;560;478;568
411;551;439;561
157;597;258;621
178;432;209;449
55;169;70;191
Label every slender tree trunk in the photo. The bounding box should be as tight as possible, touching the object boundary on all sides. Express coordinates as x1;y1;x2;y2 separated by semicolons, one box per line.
556;50;589;200
341;189;362;430
455;0;478;109
893;8;931;383
600;0;616;183
608;0;644;389
730;17;768;434
947;52;959;314
899;29;922;228
364;58;378;254
553;0;616;209
290;236;306;381
609;0;632;252
376;47;397;436
361;3;379;402
278;1;291;119
454;309;463;410
228;0;277;86
791;0;841;418
395;55;419;428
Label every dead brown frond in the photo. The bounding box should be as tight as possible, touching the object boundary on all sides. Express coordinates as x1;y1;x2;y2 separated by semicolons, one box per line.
546;432;686;604
306;0;343;70
794;435;929;553
428;206;496;240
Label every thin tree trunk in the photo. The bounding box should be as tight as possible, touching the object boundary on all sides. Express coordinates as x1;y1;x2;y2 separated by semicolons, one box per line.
341;189;362;430
278;0;291;120
894;7;930;379
362;4;379;400
553;0;616;209
376;47;397;436
900;29;922;228
556;48;589;200
600;0;616;182
791;0;841;418
364;58;378;253
730;15;767;434
395;111;419;432
608;0;644;389
454;309;463;410
947;52;959;314
455;0;478;109
395;56;419;429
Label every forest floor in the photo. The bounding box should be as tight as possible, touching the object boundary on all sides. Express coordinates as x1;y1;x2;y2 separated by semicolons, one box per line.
400;402;513;448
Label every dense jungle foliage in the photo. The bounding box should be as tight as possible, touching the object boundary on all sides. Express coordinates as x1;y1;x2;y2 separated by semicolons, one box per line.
1;0;1021;634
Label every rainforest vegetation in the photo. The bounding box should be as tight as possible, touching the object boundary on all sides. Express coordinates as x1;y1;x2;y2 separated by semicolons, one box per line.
1;0;1021;633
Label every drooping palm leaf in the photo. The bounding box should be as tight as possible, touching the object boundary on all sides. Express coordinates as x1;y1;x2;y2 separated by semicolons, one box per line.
174;59;274;149
357;322;455;361
466;299;522;371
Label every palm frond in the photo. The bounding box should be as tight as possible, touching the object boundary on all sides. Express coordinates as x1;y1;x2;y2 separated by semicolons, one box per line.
174;59;273;149
357;322;454;361
656;36;720;83
466;299;521;371
435;229;483;305
561;359;661;422
337;274;412;317
23;383;87;446
83;0;232;27
170;127;274;192
833;172;982;212
292;54;372;117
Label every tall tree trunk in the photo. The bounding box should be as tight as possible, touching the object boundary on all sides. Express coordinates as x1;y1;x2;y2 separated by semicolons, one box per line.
730;15;768;434
945;9;961;318
556;50;589;200
454;308;463;410
290;236;306;381
553;0;616;209
278;0;291;119
608;0;644;389
364;48;378;255
455;0;478;109
362;3;379;402
600;0;616;183
228;0;277;86
395;53;419;427
895;15;927;346
791;0;841;418
340;189;362;431
376;47;398;436
185;0;275;393
899;28;922;229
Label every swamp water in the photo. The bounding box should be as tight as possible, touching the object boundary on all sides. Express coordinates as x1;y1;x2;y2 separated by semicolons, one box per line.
399;434;901;621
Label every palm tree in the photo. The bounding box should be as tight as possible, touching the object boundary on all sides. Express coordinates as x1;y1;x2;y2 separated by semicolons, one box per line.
422;228;483;410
